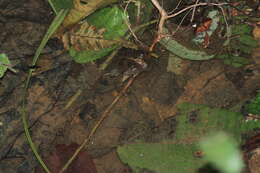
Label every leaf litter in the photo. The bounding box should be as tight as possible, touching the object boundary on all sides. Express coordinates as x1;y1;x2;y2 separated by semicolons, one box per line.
0;0;260;173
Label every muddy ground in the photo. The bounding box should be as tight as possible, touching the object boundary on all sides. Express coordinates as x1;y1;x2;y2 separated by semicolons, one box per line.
0;0;260;173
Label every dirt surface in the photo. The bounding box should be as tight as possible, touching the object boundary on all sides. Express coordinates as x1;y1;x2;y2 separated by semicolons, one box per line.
0;1;260;173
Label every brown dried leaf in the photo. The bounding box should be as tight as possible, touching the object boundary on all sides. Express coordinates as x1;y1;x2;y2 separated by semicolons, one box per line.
62;22;119;51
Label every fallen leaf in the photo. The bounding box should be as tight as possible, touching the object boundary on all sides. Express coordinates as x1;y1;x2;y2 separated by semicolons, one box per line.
203;32;210;48
195;19;212;33
35;143;97;173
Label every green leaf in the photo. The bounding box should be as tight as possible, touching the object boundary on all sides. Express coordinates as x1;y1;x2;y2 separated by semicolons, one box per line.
218;54;229;59
30;9;69;67
117;143;204;173
233;15;250;21
117;103;260;173
70;6;129;63
160;37;215;60
0;53;11;78
175;103;244;143
160;28;215;60
48;0;73;14
176;103;260;137
200;132;244;173
160;33;215;60
232;24;252;35
223;56;250;68
244;93;260;115
231;42;254;54
69;46;116;63
56;0;119;34
218;54;250;68
87;6;128;39
238;34;258;47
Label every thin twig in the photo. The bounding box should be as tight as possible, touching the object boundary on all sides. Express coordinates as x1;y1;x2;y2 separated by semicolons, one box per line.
99;47;121;70
167;3;228;19
217;5;230;44
149;0;228;51
172;8;193;35
64;89;82;110
168;0;183;14
190;0;200;22
150;0;168;36
59;75;137;173
123;0;142;43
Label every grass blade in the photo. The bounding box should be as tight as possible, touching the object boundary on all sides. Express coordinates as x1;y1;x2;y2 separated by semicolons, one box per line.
21;9;69;173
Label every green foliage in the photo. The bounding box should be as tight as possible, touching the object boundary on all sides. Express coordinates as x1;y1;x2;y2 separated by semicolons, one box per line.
48;0;73;14
160;29;215;61
87;6;128;39
175;103;243;143
218;54;250;68
229;24;257;54
117;143;204;173
0;53;11;78
232;24;252;35
69;6;128;63
177;103;260;137
69;46;116;63
117;103;260;173
231;42;253;54
238;34;258;48
218;22;257;68
244;93;260;115
200;132;244;173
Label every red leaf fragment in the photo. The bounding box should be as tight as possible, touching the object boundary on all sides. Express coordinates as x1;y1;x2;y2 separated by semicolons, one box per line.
35;143;97;173
195;19;212;34
203;32;210;48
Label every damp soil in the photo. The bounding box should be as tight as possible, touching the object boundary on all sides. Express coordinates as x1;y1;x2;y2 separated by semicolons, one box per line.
0;1;260;173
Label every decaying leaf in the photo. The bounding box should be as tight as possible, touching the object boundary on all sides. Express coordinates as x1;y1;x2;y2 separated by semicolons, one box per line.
35;143;97;173
55;0;119;35
62;22;117;51
195;19;212;34
60;6;131;63
192;10;220;47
